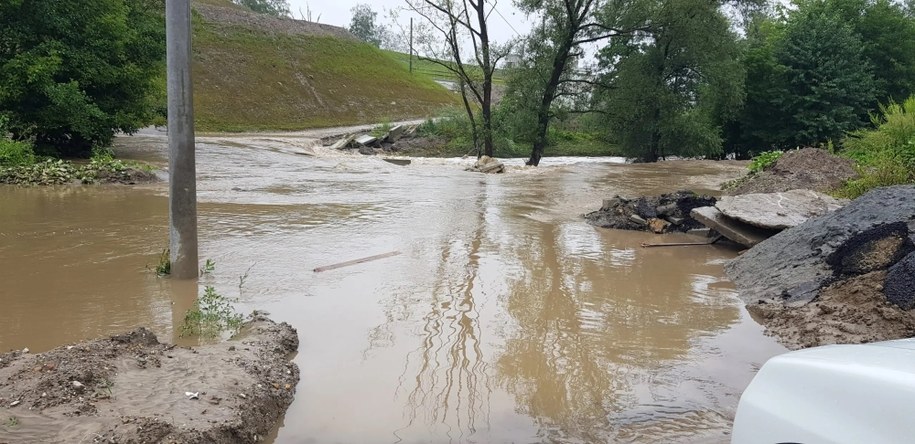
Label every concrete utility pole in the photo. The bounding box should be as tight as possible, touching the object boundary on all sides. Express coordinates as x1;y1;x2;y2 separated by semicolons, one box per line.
166;0;199;279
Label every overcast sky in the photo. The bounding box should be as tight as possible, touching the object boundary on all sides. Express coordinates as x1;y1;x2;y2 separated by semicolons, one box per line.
286;0;534;45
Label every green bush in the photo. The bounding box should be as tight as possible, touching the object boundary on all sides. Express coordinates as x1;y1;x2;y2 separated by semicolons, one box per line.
837;96;915;198
748;150;784;173
0;0;165;155
0;138;36;167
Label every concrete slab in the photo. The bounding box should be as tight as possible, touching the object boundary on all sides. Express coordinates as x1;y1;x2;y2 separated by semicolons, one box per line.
330;135;354;149
384;125;405;143
691;206;775;248
355;135;377;146
716;189;846;230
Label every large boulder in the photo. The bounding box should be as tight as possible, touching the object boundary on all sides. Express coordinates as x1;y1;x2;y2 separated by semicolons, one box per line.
886;252;915;310
725;185;915;305
715;189;846;230
466;155;504;174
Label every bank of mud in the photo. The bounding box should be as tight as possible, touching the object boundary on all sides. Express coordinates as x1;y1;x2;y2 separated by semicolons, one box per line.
0;314;298;443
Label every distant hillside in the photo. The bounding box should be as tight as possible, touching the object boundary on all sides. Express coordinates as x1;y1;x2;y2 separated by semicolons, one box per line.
188;0;459;132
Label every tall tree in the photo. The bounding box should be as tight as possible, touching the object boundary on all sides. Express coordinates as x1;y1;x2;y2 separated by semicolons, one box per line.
0;0;165;155
736;4;876;149
349;4;382;46
233;0;290;17
594;0;744;161
516;0;643;166
406;0;509;157
799;0;915;105
776;6;875;146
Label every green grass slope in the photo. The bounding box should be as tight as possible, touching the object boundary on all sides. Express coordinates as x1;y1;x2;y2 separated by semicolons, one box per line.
382;50;507;85
189;1;459;132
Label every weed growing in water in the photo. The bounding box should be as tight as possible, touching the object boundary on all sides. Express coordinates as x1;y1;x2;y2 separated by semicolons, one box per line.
200;259;216;276
155;248;171;276
238;262;256;291
180;286;244;339
4;416;19;428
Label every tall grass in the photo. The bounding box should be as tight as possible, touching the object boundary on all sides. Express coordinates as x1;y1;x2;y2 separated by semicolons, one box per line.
837;96;915;198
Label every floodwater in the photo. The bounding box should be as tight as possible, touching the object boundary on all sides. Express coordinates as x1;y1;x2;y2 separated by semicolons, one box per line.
0;129;786;443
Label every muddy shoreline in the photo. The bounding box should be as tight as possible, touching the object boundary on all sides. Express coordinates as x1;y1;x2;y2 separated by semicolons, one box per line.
0;314;298;443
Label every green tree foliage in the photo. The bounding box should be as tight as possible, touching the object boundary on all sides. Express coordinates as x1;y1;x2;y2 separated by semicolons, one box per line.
594;0;744;161
509;0;618;166
735;5;876;151
0;0;165;156
776;7;875;147
233;0;289;17
348;4;381;46
802;0;915;104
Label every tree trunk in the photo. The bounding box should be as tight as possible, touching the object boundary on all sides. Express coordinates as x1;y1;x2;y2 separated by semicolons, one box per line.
482;87;494;157
526;20;576;166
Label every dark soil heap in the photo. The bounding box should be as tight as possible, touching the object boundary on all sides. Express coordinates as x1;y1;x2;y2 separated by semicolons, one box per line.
726;148;858;195
0;314;299;443
727;185;915;349
584;190;716;234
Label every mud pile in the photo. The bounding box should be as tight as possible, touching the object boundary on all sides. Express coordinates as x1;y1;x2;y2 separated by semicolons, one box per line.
727;185;915;349
0;314;299;443
726;148;858;195
584;190;716;233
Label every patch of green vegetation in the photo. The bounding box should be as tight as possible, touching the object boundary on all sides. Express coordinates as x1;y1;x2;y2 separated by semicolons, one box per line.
200;258;216;276
189;17;460;132
748;150;783;173
181;286;244;339
0;138;36;168
835;96;915;199
413;111;620;158
4;416;19;429
370;120;393;138
382;50;508;85
155;248;171;276
0;157;154;186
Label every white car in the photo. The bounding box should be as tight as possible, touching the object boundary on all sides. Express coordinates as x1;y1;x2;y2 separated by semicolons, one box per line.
732;338;915;444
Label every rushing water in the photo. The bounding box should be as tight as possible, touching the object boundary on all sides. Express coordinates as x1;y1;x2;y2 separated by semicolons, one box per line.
0;130;786;443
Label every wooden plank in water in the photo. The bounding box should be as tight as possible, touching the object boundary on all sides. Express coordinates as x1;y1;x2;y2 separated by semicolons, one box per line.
313;251;401;272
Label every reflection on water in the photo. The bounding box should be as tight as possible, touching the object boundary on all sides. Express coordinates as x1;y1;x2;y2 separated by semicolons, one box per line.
0;132;786;443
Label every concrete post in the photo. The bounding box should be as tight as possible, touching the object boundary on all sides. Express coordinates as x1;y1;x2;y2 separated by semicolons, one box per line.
166;0;199;279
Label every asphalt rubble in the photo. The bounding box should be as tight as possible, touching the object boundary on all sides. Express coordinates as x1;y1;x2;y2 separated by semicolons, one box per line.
585;148;915;350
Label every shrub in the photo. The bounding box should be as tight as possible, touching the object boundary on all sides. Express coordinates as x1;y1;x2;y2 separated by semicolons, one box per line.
748;150;783;173
0;138;36;167
837;96;915;198
181;286;244;338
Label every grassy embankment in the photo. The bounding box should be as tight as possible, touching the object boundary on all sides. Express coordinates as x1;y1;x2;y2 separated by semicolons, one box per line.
187;0;460;132
183;0;615;158
381;50;508;85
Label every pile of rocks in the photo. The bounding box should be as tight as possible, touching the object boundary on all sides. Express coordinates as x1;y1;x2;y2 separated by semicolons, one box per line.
584;190;717;234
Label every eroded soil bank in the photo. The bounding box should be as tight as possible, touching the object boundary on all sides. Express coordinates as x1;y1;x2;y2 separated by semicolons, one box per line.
727;185;915;350
0;314;298;443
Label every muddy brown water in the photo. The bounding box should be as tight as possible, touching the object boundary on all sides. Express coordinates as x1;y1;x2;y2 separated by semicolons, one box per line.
0;129;786;443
